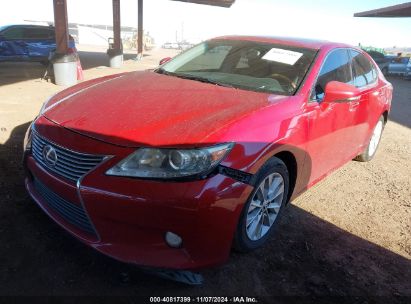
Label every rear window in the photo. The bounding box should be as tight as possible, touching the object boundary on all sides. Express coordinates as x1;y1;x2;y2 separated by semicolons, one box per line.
25;27;54;39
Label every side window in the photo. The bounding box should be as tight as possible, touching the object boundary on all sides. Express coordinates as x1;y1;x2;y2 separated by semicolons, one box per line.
2;27;25;39
25;27;53;39
350;50;376;88
312;49;352;101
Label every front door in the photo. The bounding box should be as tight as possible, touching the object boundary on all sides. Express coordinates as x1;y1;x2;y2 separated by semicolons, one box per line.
305;48;358;185
0;26;28;61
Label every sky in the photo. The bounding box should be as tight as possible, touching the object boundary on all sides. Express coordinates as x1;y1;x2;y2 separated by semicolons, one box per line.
1;0;410;47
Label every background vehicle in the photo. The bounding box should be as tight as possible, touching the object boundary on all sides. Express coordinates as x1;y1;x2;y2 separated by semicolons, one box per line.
178;42;194;50
366;50;389;75
386;56;410;76
0;24;76;64
162;42;179;49
122;32;154;51
405;60;411;80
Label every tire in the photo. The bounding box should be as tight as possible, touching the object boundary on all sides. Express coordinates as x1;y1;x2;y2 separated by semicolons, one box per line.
233;157;289;252
355;116;385;162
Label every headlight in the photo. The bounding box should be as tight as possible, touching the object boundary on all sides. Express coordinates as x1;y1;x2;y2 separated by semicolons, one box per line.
106;143;234;179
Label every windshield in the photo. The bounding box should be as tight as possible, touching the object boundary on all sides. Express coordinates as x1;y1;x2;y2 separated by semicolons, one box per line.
157;39;317;95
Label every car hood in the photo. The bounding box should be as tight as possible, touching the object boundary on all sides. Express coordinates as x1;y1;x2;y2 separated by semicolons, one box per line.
43;71;276;147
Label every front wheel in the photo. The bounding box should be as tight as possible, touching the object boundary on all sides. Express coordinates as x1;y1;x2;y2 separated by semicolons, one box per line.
355;116;385;162
233;157;289;252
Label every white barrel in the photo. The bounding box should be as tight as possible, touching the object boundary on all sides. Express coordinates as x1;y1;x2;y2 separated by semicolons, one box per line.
51;53;77;87
53;61;77;86
109;54;124;68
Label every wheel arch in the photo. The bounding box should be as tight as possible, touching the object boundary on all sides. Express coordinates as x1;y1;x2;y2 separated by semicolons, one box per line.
273;151;298;204
382;110;389;124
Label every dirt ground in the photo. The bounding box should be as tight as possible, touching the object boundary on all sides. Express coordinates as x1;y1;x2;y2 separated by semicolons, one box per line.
0;45;410;302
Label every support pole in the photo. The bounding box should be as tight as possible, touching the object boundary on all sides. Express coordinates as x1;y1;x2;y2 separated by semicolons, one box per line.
137;0;143;59
113;0;121;50
52;0;77;86
108;0;123;67
53;0;69;54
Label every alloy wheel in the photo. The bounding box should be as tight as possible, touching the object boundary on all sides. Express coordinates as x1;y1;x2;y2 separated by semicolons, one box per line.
369;120;383;156
246;173;284;241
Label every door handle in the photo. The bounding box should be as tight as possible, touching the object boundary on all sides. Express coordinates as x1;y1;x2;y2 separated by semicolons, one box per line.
347;96;360;102
334;96;360;103
349;99;360;112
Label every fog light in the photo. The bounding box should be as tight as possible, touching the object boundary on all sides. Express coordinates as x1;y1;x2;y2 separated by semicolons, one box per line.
165;231;182;248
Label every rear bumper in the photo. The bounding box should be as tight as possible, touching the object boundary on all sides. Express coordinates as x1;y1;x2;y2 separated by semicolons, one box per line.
25;150;253;270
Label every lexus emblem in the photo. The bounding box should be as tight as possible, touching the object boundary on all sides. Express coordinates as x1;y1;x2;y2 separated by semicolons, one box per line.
42;145;58;167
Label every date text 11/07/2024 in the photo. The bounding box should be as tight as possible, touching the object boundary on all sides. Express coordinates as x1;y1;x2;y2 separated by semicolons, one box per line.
149;297;258;303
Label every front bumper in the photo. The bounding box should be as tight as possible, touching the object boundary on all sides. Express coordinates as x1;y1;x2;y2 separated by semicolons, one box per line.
24;118;253;270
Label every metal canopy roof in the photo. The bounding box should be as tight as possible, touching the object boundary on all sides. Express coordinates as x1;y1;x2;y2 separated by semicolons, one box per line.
171;0;235;7
354;2;411;17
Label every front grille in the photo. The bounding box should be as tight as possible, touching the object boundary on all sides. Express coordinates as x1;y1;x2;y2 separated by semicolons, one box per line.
33;177;97;236
31;131;105;182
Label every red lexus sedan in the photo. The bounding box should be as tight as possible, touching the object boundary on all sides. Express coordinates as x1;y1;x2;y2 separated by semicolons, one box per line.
23;36;392;271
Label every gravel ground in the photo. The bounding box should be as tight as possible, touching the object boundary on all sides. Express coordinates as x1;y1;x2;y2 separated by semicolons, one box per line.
0;47;410;302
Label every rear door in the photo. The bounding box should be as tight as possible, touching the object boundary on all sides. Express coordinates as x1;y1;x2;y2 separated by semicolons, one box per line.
24;27;56;60
0;26;28;60
349;50;382;150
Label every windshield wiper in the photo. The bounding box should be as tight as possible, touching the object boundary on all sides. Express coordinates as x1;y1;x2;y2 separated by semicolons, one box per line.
155;67;171;75
155;69;235;88
174;73;235;88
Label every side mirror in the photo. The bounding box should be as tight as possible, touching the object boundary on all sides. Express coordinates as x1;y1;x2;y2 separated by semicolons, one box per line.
323;81;360;103
159;57;172;65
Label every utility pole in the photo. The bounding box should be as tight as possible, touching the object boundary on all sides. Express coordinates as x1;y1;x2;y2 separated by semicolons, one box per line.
137;0;143;60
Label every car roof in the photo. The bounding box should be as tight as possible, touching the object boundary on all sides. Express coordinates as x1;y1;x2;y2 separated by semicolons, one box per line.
2;24;54;29
212;35;352;50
